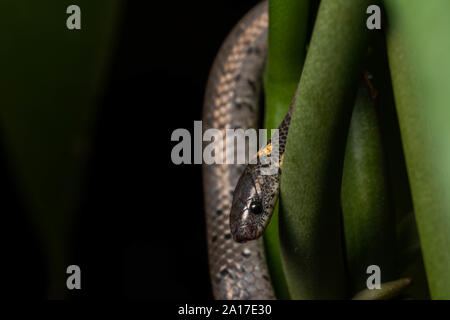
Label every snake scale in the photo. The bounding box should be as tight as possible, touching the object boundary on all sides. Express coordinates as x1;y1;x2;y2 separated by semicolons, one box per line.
201;0;416;301
202;1;294;300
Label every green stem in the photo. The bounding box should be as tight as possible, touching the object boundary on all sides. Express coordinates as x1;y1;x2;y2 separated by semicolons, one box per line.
384;0;450;299
279;0;372;299
341;79;396;294
264;0;309;128
0;0;122;298
263;0;310;300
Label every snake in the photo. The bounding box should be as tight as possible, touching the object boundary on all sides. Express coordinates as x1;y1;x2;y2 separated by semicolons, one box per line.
201;0;416;301
202;0;293;300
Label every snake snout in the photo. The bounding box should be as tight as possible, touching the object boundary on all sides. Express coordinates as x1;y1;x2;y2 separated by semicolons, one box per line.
231;219;261;242
232;230;247;243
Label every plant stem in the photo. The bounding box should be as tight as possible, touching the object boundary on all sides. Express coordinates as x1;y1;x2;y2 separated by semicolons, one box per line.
263;0;310;300
0;0;122;298
384;0;450;299
279;0;372;299
341;78;396;294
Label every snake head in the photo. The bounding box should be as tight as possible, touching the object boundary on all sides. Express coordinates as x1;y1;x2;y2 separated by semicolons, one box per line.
230;165;278;242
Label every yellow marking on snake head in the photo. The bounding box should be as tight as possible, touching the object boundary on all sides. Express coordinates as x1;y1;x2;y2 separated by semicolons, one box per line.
256;143;272;157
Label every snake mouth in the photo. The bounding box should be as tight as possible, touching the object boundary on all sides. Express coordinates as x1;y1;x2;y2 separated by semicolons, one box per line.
233;232;249;243
232;224;260;243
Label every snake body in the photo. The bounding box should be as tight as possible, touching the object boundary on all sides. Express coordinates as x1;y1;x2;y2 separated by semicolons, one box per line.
202;1;294;300
202;1;272;300
201;1;416;301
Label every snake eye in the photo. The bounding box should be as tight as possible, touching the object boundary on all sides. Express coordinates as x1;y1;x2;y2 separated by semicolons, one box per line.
249;201;263;215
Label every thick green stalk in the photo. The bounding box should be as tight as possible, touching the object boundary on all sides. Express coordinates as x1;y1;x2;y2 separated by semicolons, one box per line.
341;81;396;294
263;0;309;300
384;0;450;299
279;0;371;299
264;0;309;128
0;0;121;298
370;35;429;299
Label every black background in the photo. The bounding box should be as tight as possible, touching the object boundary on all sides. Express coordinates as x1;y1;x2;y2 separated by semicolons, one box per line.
2;0;261;299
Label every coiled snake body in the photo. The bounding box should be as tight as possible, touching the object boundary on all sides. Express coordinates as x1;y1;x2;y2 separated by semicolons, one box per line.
202;1;293;300
201;0;416;301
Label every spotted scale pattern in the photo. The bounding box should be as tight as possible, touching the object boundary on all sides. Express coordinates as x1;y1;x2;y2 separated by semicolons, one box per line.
202;1;275;299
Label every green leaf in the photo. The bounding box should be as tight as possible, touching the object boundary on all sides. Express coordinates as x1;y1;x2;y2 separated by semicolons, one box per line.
341;79;396;294
0;0;122;298
279;0;372;299
384;0;450;299
263;0;310;300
